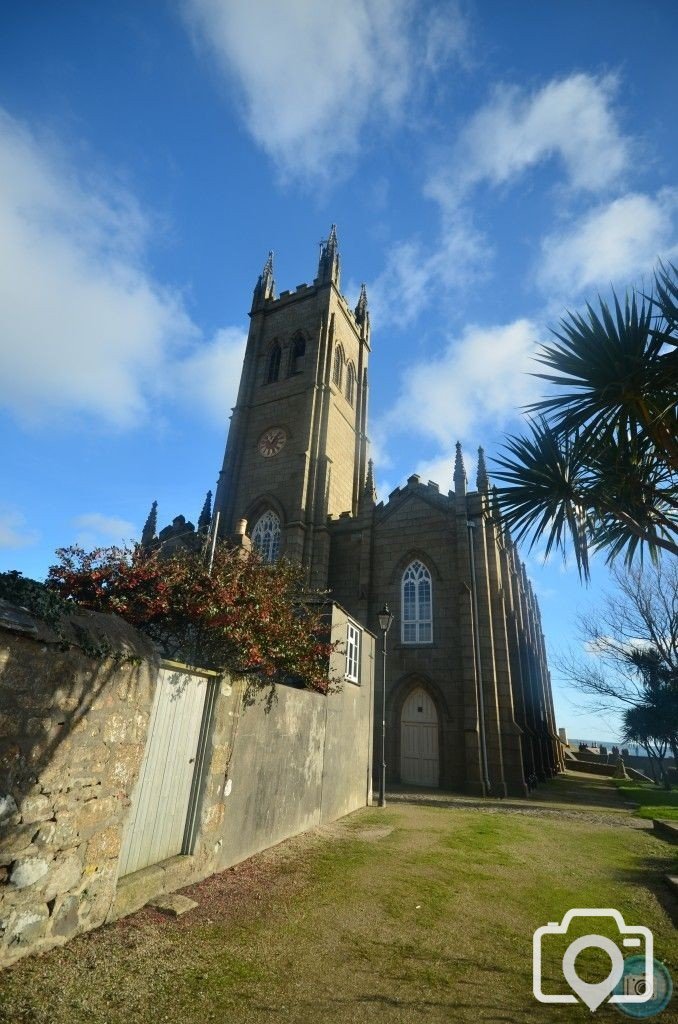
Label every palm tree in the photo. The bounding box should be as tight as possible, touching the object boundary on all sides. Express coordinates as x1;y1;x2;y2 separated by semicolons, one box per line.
493;263;678;578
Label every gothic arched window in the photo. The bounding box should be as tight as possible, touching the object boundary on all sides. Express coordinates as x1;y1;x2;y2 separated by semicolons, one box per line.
401;560;432;643
290;335;305;375
251;510;281;563
333;345;344;388
267;343;281;384
346;362;356;406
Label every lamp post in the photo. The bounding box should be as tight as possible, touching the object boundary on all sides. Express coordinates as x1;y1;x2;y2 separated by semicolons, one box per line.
377;602;394;807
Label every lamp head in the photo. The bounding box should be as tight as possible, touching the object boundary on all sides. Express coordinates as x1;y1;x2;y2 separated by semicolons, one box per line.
378;603;394;635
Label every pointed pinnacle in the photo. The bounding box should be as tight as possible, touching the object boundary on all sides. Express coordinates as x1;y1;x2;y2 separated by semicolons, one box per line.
454;441;467;496
198;490;213;532
141;500;158;546
364;458;377;503
355;283;368;325
476;446;489;493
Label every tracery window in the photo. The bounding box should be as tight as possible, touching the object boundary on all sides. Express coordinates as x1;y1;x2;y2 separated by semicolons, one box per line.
333;345;344;388
346;362;356;406
267;343;281;384
251;510;281;563
401;560;432;643
290;335;305;374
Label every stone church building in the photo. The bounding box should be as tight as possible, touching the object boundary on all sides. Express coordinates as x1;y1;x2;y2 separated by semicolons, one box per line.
201;228;561;796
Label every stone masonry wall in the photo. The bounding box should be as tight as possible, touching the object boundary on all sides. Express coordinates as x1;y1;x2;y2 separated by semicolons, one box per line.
0;602;158;966
0;601;374;967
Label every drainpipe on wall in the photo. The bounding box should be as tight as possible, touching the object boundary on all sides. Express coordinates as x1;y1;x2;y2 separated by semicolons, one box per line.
467;519;492;796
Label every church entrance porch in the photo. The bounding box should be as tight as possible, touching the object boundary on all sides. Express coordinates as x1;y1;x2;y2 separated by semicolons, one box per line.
400;687;440;787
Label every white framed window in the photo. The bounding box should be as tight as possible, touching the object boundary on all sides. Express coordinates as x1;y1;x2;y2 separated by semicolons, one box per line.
251;510;281;563
345;620;361;683
401;560;432;643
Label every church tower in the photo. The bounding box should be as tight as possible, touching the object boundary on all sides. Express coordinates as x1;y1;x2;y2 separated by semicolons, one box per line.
213;227;371;588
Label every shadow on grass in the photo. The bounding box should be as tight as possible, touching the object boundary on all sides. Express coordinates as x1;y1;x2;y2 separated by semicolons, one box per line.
614;854;678;930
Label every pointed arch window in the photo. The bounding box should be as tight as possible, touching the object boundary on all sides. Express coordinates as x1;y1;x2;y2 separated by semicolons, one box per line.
401;560;432;643
251;510;281;563
346;362;356;406
267;343;281;384
333;345;344;388
290;334;305;375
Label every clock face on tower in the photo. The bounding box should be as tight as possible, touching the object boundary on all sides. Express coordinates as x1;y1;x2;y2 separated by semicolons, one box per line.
258;427;287;458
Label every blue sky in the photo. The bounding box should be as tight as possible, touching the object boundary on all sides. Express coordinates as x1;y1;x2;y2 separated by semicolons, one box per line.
1;2;676;742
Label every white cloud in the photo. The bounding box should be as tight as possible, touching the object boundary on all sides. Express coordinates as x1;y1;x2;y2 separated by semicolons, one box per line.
370;73;630;327
173;326;247;424
380;318;541;446
538;190;678;296
0;108;247;431
182;0;467;182
73;513;137;548
0;508;39;550
434;73;630;204
0;109;197;428
368;212;488;328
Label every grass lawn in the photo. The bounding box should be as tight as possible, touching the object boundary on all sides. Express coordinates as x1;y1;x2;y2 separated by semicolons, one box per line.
1;774;677;1024
615;779;678;821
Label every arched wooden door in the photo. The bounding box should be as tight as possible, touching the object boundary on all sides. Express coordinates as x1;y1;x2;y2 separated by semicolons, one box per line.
400;687;439;786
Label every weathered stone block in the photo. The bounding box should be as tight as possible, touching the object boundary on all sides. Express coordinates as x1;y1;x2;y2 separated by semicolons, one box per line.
19;793;53;824
3;904;50;948
0;822;38;864
85;825;121;866
44;853;83;901
9;855;51;889
50;895;79;939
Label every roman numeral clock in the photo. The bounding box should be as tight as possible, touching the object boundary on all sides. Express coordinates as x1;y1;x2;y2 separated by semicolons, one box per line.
258;427;286;458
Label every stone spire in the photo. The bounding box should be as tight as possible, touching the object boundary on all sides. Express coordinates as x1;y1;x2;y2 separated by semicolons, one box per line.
198;490;212;533
317;224;340;287
141;500;158;547
453;442;467;496
251;251;275;311
363;458;377;505
354;283;369;327
476;446;489;493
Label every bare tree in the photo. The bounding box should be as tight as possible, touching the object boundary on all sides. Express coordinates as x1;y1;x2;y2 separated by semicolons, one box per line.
558;558;678;784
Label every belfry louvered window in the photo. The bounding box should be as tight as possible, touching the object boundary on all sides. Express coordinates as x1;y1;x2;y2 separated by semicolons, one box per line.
267;343;281;383
291;335;305;374
401;560;432;643
251;510;281;563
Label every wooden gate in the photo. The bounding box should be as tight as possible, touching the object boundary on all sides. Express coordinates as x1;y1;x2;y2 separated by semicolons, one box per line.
400;686;439;787
118;666;212;877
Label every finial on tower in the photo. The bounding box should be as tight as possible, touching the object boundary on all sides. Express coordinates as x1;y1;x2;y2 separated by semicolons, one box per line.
476;446;489;493
141;500;158;547
198;490;212;533
251;250;276;311
317;224;340;287
454;441;467;497
364;458;377;505
354;283;369;328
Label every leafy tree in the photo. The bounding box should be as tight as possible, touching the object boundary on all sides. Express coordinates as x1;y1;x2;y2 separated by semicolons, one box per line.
493;263;678;578
46;543;335;693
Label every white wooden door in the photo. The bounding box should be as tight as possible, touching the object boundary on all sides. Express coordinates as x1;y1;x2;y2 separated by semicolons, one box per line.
400;687;439;787
118;667;208;877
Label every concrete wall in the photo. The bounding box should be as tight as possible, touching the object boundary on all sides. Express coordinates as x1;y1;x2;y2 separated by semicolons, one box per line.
0;601;374;966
